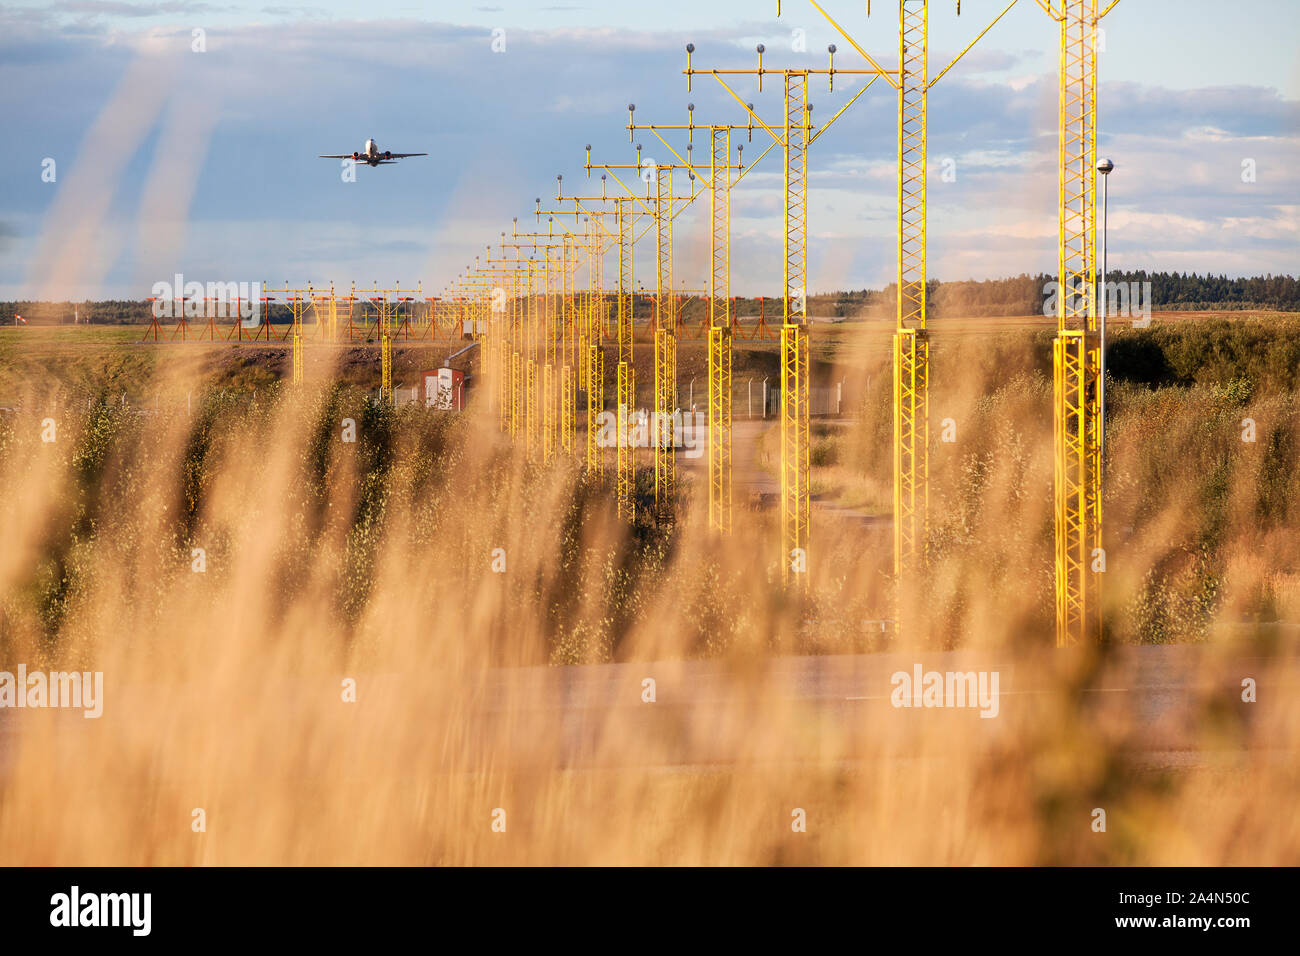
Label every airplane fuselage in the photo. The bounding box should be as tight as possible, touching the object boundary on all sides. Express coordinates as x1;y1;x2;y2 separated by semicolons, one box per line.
353;139;390;166
319;139;425;168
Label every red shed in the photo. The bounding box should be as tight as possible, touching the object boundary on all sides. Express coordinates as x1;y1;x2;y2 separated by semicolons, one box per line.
423;367;465;410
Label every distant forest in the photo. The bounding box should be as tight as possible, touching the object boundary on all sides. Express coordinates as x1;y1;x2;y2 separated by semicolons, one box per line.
3;271;1298;325
798;271;1300;321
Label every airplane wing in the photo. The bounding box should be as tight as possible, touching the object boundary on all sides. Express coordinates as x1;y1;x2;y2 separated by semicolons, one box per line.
318;154;355;159
385;153;427;158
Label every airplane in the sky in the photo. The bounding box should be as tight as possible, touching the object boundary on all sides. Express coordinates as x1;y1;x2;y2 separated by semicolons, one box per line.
319;139;427;167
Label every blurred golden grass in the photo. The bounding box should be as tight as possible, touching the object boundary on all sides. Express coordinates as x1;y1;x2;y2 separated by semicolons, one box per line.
0;325;1297;865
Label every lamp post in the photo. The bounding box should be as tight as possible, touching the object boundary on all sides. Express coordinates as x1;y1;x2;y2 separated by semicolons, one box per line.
1097;157;1114;468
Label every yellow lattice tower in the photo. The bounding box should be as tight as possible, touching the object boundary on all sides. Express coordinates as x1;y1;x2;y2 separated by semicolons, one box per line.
586;212;606;345
615;199;636;518
575;179;649;520
584;212;609;398
653;163;677;520
498;229;547;446
342;283;360;342
769;0;1022;601
477;262;501;415
506;152;702;500
580;156;698;521
507;272;520;433
487;287;501;430
512;273;524;439
551;172;670;478
447;272;495;411
893;0;1027;611
576;229;589;391
595;146;703;521
478;244;526;430
463;264;500;355
1042;0;1121;644
510;220;569;462
511;239;563;459
625;104;783;531
396;281;417;342
560;233;577;455
436;296;453;343
566;213;591;392
274;284;309;386
485;269;531;452
265;283;305;383
369;283;402;404
399;291;419;381
484;242;531;435
893;0;930;595
594;146;709;521
624;105;760;533
544;245;558;461
707;127;735;533
500;237;544;458
553;215;607;472
450;293;463;343
470;279;494;424
584;214;605;475
586;325;605;476
422;294;439;341
329;284;340;343
308;283;335;345
540;190;622;476
527;278;539;458
780;73;812;581
686;38;892;580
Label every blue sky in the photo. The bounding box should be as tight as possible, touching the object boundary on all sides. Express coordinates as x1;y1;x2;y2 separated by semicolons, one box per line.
2;0;1297;299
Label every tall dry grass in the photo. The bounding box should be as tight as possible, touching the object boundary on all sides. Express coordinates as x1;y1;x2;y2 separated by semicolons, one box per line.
0;331;1296;865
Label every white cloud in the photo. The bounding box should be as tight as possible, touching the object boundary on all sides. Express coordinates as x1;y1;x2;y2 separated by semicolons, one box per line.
2;16;1297;299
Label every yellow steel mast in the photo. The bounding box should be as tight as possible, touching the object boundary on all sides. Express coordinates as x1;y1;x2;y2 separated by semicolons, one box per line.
509;220;569;461
584;150;701;522
545;214;602;471
584;214;606;476
560;231;576;456
482;241;532;433
685;37;892;580
544;243;557;462
617;199;635;515
780;70;812;580
498;222;543;445
1041;0;1120;645
653;161;677;520
783;0;1020;606
893;0;930;593
708;125;734;533
625;102;751;534
368;283;402;404
540;187;624;477
308;283;339;346
272;283;309;386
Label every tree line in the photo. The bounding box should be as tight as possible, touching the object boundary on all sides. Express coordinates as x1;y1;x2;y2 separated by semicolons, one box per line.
808;272;1300;319
3;272;1297;325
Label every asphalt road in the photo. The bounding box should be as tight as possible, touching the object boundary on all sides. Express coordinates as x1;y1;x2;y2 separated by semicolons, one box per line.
462;642;1291;770
2;643;1291;778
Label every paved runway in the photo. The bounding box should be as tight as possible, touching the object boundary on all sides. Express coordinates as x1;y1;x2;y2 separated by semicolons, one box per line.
1;643;1291;776
461;642;1291;770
